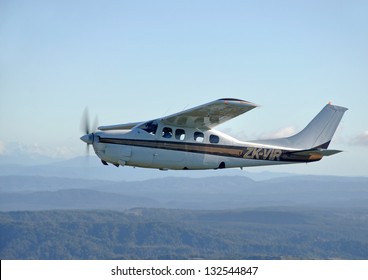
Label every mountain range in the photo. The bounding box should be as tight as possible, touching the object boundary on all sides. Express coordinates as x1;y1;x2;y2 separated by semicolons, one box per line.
1;172;367;211
0;155;295;181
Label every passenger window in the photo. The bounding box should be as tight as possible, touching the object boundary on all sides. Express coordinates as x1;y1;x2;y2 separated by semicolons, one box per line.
162;127;173;138
210;134;220;144
194;132;204;142
140;120;158;135
175;129;186;140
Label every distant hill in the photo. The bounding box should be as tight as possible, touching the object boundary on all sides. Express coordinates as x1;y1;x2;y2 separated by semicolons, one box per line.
1;208;368;260
1;175;368;211
0;156;293;181
0;189;158;211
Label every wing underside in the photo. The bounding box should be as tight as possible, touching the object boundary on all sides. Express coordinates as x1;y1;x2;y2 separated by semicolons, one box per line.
98;122;142;131
161;98;258;130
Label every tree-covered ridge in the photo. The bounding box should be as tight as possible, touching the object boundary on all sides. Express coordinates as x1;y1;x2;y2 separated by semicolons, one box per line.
1;208;368;260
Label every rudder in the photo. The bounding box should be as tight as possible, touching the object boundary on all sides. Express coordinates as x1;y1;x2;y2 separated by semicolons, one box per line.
253;104;348;149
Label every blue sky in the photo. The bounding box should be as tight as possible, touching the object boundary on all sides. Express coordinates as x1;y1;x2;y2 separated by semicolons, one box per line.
1;0;367;176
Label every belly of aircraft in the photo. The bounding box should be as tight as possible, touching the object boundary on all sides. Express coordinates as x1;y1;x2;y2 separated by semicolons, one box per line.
96;142;296;170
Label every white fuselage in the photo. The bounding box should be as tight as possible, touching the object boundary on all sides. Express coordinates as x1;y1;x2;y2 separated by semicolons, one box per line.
91;122;294;170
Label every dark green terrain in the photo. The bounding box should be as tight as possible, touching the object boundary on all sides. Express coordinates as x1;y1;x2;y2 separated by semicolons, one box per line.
1;207;368;260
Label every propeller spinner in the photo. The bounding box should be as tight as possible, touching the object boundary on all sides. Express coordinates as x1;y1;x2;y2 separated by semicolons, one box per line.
80;108;98;154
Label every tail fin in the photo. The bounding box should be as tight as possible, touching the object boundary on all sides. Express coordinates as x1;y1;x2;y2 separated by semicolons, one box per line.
254;104;348;149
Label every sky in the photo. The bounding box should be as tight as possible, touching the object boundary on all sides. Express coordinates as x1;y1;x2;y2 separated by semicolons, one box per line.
0;0;367;177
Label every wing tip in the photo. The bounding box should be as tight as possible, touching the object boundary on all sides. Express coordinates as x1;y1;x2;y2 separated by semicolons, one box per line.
219;98;259;107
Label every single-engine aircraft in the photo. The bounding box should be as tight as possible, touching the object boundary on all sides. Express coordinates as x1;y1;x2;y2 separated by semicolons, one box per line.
80;98;347;171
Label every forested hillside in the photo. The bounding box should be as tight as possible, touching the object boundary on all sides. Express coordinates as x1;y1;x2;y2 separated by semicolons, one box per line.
1;208;368;260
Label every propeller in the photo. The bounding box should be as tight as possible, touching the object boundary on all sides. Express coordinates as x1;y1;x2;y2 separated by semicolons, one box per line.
80;108;98;155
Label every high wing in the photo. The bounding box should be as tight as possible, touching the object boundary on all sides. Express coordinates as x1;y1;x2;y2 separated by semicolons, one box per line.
97;98;257;131
161;98;258;130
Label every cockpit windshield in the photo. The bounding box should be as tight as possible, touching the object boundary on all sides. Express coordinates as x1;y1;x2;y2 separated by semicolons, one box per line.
139;120;158;135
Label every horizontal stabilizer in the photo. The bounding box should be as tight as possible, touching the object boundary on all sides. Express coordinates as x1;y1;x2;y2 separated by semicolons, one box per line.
281;148;343;162
289;148;342;157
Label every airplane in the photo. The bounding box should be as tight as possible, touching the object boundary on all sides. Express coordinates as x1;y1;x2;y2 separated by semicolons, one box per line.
80;98;347;171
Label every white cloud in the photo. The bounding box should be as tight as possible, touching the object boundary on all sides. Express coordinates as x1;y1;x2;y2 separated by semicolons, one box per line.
351;130;368;146
260;126;297;139
0;141;76;163
0;140;5;154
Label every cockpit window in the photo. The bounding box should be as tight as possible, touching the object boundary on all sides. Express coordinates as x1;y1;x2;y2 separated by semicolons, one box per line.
175;129;186;140
140;121;158;135
194;132;204;142
162;127;173;138
210;134;220;144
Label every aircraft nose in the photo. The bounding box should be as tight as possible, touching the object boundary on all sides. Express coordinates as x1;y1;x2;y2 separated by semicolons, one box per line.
80;133;93;145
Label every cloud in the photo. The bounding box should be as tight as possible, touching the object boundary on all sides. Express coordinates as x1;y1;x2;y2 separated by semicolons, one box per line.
351;131;368;146
0;141;76;165
260;126;297;139
24;143;75;159
0;141;5;154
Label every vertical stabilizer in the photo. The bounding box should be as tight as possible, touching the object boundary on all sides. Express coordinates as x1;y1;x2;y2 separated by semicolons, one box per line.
253;104;348;149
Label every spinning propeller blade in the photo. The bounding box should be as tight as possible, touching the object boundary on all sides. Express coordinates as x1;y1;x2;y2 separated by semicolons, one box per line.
81;107;90;134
